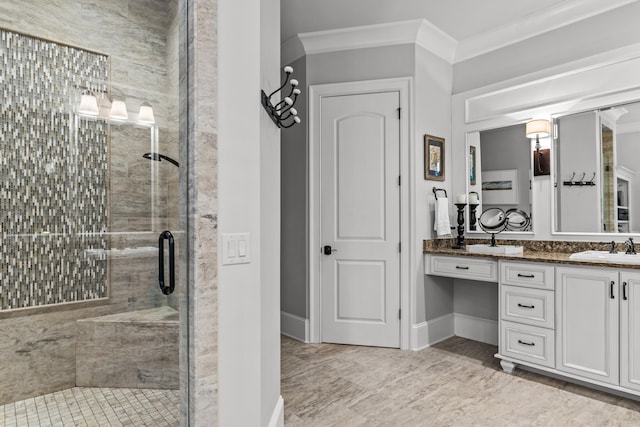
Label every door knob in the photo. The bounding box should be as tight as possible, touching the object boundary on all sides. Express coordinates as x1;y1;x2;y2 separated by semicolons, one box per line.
323;245;338;255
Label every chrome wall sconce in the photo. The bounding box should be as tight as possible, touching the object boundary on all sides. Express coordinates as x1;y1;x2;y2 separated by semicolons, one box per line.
526;119;551;176
261;65;301;128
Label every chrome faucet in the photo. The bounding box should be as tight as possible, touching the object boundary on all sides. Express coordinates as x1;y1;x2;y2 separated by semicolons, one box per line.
609;240;618;254
625;237;636;255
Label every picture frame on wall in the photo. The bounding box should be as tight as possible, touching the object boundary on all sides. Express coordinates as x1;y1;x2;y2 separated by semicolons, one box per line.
469;145;477;185
424;134;445;181
481;169;519;205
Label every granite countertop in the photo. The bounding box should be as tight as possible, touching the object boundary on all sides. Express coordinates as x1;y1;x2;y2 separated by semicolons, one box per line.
423;238;640;270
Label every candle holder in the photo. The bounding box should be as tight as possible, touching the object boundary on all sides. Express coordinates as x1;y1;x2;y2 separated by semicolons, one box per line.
469;202;479;231
453;203;467;249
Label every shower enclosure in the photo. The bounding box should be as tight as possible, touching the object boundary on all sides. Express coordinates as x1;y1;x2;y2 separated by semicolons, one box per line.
0;0;187;422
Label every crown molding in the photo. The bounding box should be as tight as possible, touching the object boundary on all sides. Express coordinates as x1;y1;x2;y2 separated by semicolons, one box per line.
454;0;638;63
618;121;640;135
281;19;457;65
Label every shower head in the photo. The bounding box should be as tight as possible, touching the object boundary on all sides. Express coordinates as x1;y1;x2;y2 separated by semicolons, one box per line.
142;152;179;167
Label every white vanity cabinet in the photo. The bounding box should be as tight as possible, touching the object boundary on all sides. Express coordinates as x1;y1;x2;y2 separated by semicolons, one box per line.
425;252;640;398
498;261;556;370
555;267;640;390
555;266;619;385
621;271;640;392
425;255;497;282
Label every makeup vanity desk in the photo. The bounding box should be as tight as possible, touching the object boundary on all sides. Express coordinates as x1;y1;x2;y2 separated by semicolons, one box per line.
424;239;640;400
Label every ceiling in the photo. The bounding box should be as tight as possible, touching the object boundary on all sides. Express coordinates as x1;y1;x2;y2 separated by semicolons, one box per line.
281;0;638;60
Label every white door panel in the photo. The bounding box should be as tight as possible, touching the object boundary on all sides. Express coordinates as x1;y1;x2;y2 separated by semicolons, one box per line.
621;272;640;391
556;267;619;385
335;114;386;241
336;260;386;322
320;91;400;348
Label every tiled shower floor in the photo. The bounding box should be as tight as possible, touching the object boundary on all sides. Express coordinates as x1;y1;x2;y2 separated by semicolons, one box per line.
0;387;179;427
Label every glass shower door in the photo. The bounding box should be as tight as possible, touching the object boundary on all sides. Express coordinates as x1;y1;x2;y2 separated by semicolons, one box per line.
0;1;186;425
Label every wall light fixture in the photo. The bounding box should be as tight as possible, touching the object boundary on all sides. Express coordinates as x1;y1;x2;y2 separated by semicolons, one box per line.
526;119;551;176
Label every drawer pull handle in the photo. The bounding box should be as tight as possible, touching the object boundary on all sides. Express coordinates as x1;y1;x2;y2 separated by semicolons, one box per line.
623;281;628;301
517;273;535;278
517;303;535;309
611;281;615;299
456;266;469;270
518;340;535;347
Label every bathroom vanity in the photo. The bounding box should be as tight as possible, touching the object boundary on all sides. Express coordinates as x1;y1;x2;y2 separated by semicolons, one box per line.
424;243;640;399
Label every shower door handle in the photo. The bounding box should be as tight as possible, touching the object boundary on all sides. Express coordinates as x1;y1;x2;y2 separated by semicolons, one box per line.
159;230;175;295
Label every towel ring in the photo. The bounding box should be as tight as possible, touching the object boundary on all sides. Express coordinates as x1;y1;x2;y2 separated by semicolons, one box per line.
432;187;447;200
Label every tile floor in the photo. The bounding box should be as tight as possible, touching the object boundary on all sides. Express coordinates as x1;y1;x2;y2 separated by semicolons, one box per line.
282;335;640;426
0;387;179;427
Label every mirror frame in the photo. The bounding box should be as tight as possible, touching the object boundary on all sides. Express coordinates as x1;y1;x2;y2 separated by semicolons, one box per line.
550;100;640;237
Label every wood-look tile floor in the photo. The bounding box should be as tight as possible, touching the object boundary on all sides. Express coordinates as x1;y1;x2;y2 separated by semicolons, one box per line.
282;336;640;426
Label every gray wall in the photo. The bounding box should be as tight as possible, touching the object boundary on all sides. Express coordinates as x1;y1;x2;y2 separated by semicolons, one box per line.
281;43;457;329
556;111;600;232
281;44;415;322
414;45;454;323
452;2;640;94
617;131;640;233
453;280;498;321
307;44;415;85
281;55;308;319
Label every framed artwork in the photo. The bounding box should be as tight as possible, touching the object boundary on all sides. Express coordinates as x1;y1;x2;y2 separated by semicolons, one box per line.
424;134;445;181
481;169;519;205
469;145;477;185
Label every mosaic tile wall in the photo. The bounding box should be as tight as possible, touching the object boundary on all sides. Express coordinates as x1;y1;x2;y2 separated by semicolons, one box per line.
0;29;108;310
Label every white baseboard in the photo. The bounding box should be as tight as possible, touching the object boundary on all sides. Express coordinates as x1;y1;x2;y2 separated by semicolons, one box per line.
280;311;308;342
454;313;498;346
411;313;454;350
268;395;284;427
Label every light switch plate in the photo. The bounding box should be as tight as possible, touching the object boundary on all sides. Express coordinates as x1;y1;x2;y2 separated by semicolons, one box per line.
222;233;251;265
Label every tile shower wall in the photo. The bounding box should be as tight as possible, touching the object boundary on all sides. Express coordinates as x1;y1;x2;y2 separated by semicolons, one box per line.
0;29;109;310
0;0;180;405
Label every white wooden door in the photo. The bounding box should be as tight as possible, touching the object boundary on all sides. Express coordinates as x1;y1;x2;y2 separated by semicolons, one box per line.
556;266;619;385
621;271;640;391
320;91;400;348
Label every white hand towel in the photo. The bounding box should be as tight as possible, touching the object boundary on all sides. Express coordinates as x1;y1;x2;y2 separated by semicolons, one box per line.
434;197;452;238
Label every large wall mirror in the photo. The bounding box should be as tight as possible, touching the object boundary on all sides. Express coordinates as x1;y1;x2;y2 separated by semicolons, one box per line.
554;100;640;234
466;123;533;234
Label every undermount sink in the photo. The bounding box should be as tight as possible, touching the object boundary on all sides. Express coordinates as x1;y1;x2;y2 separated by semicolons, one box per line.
569;250;640;265
466;244;523;255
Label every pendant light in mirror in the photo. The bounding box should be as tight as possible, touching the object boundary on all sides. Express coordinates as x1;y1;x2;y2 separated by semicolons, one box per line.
109;99;129;121
526;118;551;176
78;94;100;116
137;102;155;125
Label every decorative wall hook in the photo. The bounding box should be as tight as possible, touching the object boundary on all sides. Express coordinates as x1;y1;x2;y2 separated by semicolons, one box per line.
261;65;301;128
562;171;596;186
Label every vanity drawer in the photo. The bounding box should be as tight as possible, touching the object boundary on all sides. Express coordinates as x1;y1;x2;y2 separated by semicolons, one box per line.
501;285;555;329
500;261;554;290
500;321;555;368
427;255;497;282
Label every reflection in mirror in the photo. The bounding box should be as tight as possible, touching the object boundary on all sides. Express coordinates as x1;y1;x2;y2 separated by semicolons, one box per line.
554;101;640;233
467;123;533;233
